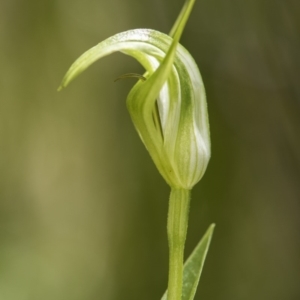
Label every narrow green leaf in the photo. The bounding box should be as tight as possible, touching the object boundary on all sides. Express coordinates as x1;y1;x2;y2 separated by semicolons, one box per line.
162;224;215;300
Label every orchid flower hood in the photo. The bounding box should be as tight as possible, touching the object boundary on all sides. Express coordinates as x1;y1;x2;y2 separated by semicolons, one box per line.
59;0;210;189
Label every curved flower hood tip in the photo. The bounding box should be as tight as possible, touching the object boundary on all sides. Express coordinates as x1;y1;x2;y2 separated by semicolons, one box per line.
58;0;210;190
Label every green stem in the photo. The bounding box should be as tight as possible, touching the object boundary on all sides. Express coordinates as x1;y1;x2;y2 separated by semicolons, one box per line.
167;188;191;300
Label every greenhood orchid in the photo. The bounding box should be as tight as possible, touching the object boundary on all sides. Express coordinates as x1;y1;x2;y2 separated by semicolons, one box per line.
59;0;214;299
58;1;210;190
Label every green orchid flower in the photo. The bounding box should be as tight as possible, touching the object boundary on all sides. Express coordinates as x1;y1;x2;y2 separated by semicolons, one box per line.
59;0;210;190
59;0;214;299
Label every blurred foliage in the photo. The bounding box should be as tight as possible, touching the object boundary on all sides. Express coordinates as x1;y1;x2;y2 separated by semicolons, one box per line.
0;0;299;299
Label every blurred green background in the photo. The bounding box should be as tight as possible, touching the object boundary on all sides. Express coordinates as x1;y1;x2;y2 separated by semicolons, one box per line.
0;0;299;299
